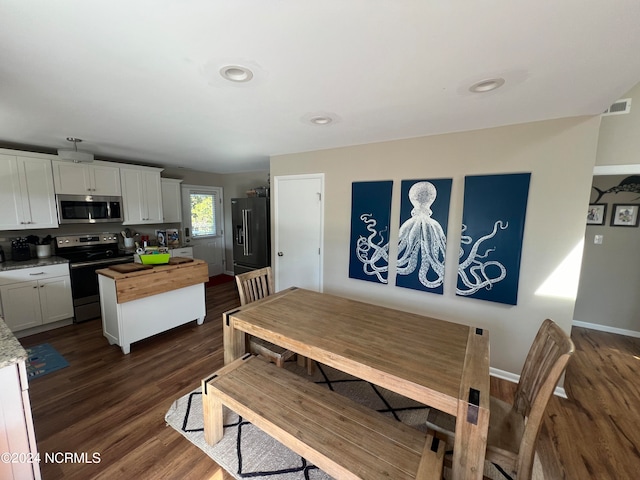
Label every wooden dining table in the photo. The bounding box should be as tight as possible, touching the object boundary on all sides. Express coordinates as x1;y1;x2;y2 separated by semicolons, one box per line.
223;287;490;480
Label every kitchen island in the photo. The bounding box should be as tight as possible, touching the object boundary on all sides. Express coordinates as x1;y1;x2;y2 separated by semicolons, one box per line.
96;259;208;354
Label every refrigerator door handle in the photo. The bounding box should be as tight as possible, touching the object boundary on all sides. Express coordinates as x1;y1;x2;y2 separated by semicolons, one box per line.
244;209;252;256
241;209;247;255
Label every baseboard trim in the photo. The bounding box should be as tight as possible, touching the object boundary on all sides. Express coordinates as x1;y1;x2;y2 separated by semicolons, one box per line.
572;320;640;339
490;367;568;399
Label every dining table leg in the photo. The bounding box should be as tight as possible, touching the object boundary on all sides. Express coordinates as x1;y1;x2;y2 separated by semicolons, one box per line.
451;397;489;479
223;311;245;365
451;328;491;479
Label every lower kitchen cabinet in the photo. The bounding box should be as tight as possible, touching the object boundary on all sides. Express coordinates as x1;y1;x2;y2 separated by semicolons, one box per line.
0;264;74;332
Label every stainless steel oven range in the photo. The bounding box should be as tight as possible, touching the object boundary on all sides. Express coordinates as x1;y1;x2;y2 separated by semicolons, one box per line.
55;233;134;322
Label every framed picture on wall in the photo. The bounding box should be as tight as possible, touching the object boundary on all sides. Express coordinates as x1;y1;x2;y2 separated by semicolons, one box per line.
587;204;607;225
610;204;640;227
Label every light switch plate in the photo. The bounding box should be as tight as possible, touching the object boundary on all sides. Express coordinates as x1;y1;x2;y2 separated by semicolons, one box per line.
594;235;603;244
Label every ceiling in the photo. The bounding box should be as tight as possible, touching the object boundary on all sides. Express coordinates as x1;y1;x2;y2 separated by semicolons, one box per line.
2;1;640;174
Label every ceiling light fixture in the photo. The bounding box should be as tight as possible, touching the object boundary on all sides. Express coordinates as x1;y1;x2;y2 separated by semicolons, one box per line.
219;65;254;83
309;116;333;125
469;77;505;93
57;137;94;163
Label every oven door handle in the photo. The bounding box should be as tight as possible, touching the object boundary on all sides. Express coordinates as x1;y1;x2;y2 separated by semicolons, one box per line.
69;257;134;269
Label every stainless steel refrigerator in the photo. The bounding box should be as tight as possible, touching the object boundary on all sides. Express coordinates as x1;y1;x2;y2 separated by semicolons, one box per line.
231;197;271;275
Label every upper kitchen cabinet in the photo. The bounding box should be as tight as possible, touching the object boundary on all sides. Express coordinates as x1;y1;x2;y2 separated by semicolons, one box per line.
0;151;58;230
52;159;121;196
161;178;183;223
120;166;164;225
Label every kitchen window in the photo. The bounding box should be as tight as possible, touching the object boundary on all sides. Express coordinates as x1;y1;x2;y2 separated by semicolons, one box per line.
190;191;217;237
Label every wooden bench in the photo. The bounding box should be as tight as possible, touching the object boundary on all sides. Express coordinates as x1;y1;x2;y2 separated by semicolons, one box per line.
201;354;444;480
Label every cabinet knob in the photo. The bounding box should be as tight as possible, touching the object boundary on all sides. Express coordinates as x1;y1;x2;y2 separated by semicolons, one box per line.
277;252;284;256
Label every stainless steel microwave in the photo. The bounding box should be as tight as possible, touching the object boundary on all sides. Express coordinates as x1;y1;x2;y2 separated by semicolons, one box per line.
56;194;124;224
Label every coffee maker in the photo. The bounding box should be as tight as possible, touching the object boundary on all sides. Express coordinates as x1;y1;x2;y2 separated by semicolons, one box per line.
10;238;31;261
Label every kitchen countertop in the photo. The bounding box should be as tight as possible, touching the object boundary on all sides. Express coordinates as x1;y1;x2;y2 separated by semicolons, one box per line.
0;256;69;272
0;316;27;368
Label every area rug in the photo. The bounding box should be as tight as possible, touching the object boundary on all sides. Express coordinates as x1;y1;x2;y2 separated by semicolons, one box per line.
25;343;69;379
165;362;545;480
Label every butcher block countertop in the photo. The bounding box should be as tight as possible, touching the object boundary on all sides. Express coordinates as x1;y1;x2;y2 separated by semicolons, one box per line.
96;258;209;303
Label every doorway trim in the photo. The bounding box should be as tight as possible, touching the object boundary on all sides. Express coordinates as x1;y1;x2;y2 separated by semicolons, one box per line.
593;164;640;175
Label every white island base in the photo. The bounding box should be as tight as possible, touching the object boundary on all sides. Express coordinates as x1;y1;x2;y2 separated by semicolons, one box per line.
99;276;205;354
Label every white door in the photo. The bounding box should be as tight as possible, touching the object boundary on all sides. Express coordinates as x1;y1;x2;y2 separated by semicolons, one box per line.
274;174;324;292
181;185;225;276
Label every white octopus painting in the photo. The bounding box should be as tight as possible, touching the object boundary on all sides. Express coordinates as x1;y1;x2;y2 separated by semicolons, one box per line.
349;180;393;284
456;173;531;305
396;179;452;294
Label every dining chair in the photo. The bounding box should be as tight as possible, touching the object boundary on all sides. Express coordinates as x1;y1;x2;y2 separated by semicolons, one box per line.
235;267;314;374
426;318;575;480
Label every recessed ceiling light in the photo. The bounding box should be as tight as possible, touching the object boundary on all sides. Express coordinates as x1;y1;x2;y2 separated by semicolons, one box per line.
220;65;254;83
309;116;333;125
469;77;505;93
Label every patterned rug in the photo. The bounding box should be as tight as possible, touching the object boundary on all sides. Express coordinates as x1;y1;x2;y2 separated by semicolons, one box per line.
25;343;69;379
165;362;545;480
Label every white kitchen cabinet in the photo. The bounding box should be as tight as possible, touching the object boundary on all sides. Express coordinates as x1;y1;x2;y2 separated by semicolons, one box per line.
161;178;183;223
169;246;193;258
0;359;41;480
120;166;164;225
52;160;121;196
0;264;74;332
0;152;58;230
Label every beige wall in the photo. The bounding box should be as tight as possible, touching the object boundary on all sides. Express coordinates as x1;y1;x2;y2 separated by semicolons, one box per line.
596;82;640;167
574;175;640;331
271;116;601;377
574;81;640;333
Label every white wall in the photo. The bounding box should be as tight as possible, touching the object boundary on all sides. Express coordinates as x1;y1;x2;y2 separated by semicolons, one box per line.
271;116;601;377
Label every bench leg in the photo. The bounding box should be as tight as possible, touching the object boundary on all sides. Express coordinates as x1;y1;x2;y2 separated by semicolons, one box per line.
202;384;224;445
415;434;445;480
296;355;316;375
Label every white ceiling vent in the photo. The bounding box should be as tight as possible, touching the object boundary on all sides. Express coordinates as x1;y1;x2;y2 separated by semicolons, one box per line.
602;98;632;116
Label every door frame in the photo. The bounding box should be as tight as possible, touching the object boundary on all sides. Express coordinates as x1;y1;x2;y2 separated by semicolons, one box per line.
181;184;225;275
273;173;325;292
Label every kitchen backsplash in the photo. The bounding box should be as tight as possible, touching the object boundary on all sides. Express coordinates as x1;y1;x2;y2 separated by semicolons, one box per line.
0;222;183;261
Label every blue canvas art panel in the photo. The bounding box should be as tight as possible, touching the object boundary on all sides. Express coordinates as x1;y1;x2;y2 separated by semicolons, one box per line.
349;180;393;284
457;173;531;305
396;178;452;294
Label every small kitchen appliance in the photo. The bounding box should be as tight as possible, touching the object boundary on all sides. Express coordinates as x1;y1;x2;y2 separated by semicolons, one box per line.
56;194;123;224
10;238;31;261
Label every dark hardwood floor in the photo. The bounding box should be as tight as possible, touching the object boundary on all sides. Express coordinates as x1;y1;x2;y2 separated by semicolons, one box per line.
19;284;640;479
21;282;239;480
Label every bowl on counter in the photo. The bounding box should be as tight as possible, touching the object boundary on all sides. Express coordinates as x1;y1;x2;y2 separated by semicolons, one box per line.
138;253;170;265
